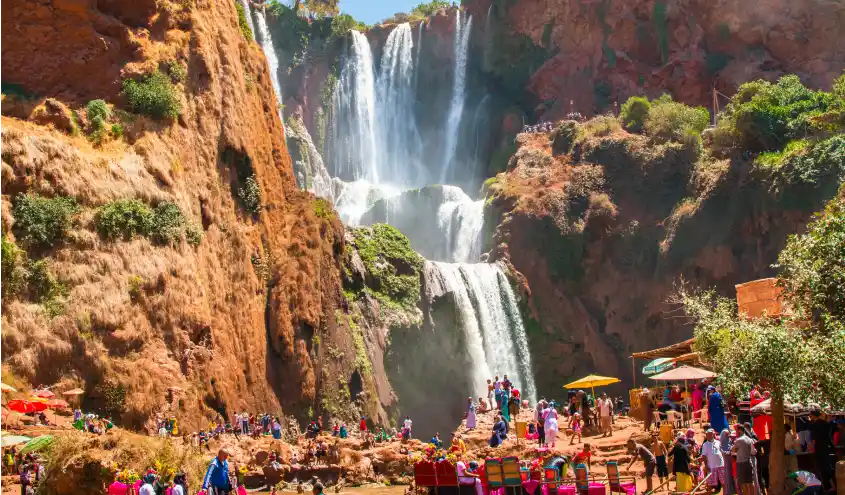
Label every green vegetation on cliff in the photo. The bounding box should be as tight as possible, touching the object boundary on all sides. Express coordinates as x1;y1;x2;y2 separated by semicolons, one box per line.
122;71;181;120
350;224;423;312
12;194;79;249
95;199;203;246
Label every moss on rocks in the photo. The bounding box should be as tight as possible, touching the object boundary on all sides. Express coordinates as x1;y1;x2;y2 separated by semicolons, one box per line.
348;224;424;313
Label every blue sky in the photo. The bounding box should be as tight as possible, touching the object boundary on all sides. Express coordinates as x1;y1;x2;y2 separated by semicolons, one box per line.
338;0;420;24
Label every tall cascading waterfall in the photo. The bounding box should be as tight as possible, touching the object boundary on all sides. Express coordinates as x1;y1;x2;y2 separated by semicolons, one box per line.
331;30;379;184
377;23;423;185
320;15;539;426
429;262;537;404
440;11;473;182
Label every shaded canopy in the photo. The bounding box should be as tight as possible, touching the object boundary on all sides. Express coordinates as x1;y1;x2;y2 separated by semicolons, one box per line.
649;365;716;381
643;358;676;375
631;338;696;359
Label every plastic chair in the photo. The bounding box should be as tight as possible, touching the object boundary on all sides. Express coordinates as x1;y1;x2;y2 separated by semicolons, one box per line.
606;462;635;495
659;422;674;444
485;458;504;489
544;467;560;489
502;456;522;495
574;464;590;495
436;460;460;488
415;461;437;495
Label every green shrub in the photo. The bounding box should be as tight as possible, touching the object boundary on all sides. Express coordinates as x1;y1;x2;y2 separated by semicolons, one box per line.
719;75;834;152
234;1;253;41
185;224;203;247
27;258;67;317
771;135;845;204
150;202;188;245
128;275;143;301
352;224;423;312
551;120;579;154
619;96;651;133
165;60;187;83
2;235;27;297
122;71;181;120
313;198;333;219
95;199;154;240
12;194;79;248
237;174;262;214
86;99;110;124
110;123;124;139
644;99;709;144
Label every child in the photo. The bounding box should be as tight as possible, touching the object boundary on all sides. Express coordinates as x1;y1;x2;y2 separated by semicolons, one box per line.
569;413;582;445
651;433;669;487
571;443;593;473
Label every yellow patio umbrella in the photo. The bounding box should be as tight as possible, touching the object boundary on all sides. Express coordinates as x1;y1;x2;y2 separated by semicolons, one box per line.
563;374;621;399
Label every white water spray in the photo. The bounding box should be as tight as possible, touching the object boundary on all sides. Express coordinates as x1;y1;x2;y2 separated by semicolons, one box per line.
331;31;379;183
377;23;421;184
441;11;473;182
436;186;484;263
428;262;537;403
254;7;284;126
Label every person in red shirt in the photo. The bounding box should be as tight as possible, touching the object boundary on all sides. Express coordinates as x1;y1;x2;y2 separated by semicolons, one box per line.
359;417;367;437
571;443;593;473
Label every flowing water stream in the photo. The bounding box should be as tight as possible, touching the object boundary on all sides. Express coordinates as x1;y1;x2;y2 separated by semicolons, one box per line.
252;10;538;419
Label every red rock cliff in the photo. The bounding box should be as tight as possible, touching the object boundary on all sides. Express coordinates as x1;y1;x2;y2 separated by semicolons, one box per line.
1;0;387;429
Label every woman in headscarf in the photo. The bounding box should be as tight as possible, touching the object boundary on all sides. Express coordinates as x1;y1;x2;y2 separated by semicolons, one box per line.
720;429;737;495
707;386;729;434
466;397;477;430
501;390;511;424
489;414;508;447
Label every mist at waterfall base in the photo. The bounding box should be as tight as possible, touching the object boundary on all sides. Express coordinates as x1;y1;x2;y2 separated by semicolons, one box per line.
247;5;538;438
325;17;537;438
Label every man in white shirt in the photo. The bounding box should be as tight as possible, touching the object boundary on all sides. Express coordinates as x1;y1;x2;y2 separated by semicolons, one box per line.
597;393;613;437
456;454;483;495
700;429;725;491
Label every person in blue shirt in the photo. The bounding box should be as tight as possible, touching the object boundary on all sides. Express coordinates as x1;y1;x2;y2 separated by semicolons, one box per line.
202;448;231;494
431;432;442;448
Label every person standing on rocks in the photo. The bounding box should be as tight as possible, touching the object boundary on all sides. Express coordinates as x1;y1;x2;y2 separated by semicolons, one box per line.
536;400;547;446
493;376;502;410
487;379;495;411
359;417;367;437
597;393;614;438
202;448;232;495
466;397;477;429
626;439;657;494
403;416;413;440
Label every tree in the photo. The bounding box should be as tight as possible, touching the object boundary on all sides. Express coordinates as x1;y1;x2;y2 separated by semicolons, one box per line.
776;190;845;322
680;289;845;495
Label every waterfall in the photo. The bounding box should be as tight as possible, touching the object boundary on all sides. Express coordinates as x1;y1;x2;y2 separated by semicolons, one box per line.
440;11;473;182
429;262;493;397
377;23;421;185
469;94;491;178
414;22;424;91
331;31;379;183
462;263;537;404
239;0;256;37
428;262;537;403
254;7;284;124
436;186;483;263
286;118;334;200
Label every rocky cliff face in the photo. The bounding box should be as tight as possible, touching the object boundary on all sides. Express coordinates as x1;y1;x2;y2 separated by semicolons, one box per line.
483;122;842;398
464;0;845;120
1;0;388;430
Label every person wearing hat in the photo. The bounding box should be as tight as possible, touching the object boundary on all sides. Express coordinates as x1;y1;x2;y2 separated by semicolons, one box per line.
202;448;232;494
700;429;725;493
